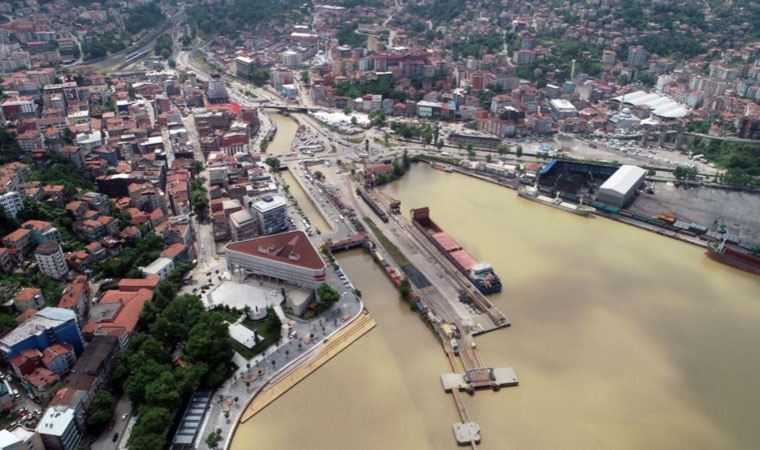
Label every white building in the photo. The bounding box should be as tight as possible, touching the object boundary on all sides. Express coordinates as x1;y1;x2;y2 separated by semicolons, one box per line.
226;230;326;289
597;165;647;208
34;241;68;280
248;194;289;235
36;406;82;450
235;56;254;80
0;425;43;450
141;257;175;280
548;99;577;120
280;49;301;68
0;191;24;219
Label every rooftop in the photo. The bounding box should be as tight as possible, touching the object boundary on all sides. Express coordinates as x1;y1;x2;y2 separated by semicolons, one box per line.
226;230;325;270
0;308;76;348
36;406;76;437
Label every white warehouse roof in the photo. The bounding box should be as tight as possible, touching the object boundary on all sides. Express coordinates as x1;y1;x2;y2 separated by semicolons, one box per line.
612;90;689;119
599;165;647;196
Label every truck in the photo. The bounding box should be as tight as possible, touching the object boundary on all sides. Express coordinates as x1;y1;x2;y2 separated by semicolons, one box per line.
450;338;460;354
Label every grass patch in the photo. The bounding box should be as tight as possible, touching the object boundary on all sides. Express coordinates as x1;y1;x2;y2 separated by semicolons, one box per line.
232;308;282;360
363;218;409;266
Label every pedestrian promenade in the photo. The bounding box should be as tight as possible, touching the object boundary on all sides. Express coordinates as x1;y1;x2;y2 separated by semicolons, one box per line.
240;311;376;422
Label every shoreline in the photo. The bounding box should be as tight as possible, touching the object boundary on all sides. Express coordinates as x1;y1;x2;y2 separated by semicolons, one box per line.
435;161;710;249
223;303;372;450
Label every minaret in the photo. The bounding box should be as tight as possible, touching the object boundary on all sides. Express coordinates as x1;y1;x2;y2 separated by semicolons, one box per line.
570;58;576;80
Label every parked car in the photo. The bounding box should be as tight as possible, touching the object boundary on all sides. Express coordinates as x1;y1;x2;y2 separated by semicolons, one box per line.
112;433;119;442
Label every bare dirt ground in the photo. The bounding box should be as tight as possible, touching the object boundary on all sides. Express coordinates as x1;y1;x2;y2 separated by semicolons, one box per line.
630;182;760;243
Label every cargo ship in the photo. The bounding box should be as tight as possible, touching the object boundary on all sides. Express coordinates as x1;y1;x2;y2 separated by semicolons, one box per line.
518;186;595;217
706;241;760;276
411;207;502;295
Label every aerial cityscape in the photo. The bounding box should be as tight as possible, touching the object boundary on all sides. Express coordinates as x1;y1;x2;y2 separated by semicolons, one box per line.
0;0;758;449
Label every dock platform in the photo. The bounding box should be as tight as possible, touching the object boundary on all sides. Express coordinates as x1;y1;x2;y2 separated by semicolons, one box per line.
441;367;519;392
453;421;481;446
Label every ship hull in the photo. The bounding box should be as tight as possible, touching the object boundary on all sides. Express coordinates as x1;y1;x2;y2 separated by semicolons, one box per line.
706;246;760;276
412;208;502;295
518;190;594;217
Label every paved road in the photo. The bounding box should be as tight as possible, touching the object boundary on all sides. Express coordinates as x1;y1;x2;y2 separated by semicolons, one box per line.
90;396;132;450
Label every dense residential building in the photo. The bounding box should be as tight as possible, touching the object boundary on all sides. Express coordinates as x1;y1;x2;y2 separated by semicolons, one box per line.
248;194;289;235
0;307;83;360
34;241;68;280
229;209;258;242
13;287;45;312
0;191;23;219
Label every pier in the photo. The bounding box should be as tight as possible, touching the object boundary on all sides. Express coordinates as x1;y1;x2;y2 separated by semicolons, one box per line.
343;179;518;446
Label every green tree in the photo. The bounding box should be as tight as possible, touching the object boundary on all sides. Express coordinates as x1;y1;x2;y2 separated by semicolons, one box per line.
264;157;281;170
184;312;233;387
191;160;204;174
317;283;340;304
497;145;510;156
206;430;223;449
466;144;475;159
399;278;411;299
515;146;523;159
436;138;444;150
85;390;115;430
300;70;309;84
127;406;172;450
674;165;698;181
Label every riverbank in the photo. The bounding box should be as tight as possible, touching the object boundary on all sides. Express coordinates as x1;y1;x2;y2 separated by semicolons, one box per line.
434;161;713;249
238;311;376;423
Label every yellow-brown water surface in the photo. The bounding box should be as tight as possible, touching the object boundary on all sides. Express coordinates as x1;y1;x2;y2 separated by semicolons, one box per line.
232;163;760;450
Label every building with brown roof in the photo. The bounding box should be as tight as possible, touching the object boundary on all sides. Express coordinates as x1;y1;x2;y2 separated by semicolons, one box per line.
116;275;160;292
34;240;68;280
83;289;152;349
226;230;326;289
14;287;45;312
58;276;90;323
41;342;76;376
2;228;32;254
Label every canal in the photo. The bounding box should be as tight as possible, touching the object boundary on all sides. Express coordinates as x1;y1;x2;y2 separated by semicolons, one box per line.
280;169;332;234
232;163;760;450
267;112;299;155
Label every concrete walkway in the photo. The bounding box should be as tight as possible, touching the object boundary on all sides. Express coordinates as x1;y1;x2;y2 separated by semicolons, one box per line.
194;269;364;450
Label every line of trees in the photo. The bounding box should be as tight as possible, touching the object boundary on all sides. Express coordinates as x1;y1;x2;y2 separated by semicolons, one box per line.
109;263;233;449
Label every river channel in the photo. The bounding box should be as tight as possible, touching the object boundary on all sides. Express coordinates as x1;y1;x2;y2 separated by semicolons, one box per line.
232;163;760;450
267;113;300;155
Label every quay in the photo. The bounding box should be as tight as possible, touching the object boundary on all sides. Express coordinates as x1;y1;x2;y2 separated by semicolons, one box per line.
239;311;376;422
425;160;714;249
343;178;518;446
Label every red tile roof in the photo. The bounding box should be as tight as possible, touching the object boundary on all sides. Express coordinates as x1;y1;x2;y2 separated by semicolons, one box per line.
83;288;152;337
42;343;73;366
226;231;325;270
160;243;186;259
15;287;41;302
3;228;30;243
58;276;88;309
26;367;60;390
117;275;160;291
